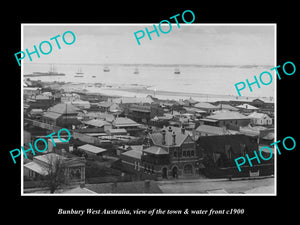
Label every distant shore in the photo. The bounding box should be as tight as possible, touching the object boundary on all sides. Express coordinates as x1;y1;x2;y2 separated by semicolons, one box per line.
43;81;270;102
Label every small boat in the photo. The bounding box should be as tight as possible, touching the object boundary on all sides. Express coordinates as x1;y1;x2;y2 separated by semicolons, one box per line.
74;67;84;77
103;66;110;72
133;67;139;74
174;66;180;74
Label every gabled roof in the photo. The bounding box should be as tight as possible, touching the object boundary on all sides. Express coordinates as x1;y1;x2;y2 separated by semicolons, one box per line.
143;146;169;155
113;96;154;104
196;124;231;135
194;102;218;109
236;104;258;110
47;103;79;115
98;101;114;108
112;117;140;127
43;111;61;120
121;149;143;159
24;161;48;176
149;127;192;147
216;104;239;111
247;112;271;119
82;119;110;128
206;111;249;120
184;98;198;104
107;128;127;134
33;153;67;166
34;95;51;100
78;144;107;154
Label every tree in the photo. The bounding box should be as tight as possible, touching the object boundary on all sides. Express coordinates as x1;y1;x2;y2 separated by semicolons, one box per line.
45;154;66;194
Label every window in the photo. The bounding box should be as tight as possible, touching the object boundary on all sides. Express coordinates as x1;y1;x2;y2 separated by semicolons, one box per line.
183;151;186;157
174;151;177;157
187;151;190;157
191;151;194;157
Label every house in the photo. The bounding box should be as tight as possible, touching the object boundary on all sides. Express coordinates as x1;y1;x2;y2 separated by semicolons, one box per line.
120;148;144;174
112;96;154;105
247;112;273;126
251;98;274;110
98;101;121;113
66;100;91;110
183;98;198;106
200;111;251;130
42;103;81;129
145;126;199;178
46;137;70;154
216;104;239;111
116;145;143;156
61;93;81;103
24;153;86;185
27;94;54;110
183;107;207;117
236;103;258;113
112;117;141;135
106;128;128;136
23;87;41;97
77;144;107;160
28;108;44;119
193;102;219;114
196;135;273;178
121;126;199;179
81;119;112;132
126;103;164;123
195;124;239;137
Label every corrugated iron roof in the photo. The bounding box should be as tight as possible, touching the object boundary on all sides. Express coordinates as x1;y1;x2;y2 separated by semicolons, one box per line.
78;144;107;154
143;146;169;155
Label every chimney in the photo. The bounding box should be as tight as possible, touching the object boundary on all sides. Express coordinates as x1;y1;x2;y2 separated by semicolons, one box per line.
148;126;153;134
144;180;150;193
181;126;185;134
172;131;176;145
162;130;166;145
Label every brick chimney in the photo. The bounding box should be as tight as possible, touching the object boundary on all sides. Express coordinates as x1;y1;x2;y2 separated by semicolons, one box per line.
162;130;166;145
172;131;176;145
181;126;185;134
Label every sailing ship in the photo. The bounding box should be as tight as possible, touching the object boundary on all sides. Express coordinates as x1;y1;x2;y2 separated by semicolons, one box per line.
24;64;65;77
174;66;180;74
133;67;139;74
74;67;84;77
103;65;110;72
174;67;181;74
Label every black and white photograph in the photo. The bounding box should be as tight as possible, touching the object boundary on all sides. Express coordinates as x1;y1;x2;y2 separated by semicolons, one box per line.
3;4;298;221
21;24;276;195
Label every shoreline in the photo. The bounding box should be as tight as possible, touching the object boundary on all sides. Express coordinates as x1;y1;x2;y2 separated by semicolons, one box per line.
42;81;272;102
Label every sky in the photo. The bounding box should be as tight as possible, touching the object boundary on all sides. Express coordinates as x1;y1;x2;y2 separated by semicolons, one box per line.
22;24;275;66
